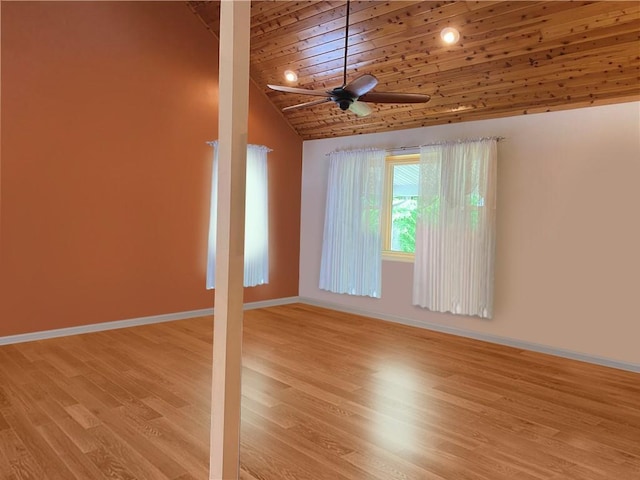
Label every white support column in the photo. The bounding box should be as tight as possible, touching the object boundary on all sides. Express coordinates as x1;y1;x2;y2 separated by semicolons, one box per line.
210;1;251;479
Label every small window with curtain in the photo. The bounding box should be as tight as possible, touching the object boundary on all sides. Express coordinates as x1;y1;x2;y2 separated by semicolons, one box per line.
206;141;270;289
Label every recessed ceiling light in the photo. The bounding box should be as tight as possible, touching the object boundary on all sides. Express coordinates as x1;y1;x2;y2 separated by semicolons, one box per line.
449;105;473;112
441;27;460;45
284;70;298;82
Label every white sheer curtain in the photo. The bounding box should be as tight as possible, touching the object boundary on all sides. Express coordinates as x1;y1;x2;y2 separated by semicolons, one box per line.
413;137;498;318
320;148;386;298
206;141;270;289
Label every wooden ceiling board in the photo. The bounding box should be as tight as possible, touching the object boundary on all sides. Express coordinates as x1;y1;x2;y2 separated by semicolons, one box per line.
188;1;640;140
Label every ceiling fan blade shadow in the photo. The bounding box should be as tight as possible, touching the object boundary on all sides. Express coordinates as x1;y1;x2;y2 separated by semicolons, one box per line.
344;74;378;97
349;101;372;117
282;98;332;112
268;85;332;97
359;92;431;104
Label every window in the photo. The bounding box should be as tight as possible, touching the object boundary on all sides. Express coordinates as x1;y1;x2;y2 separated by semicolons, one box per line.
206;142;270;289
382;154;419;260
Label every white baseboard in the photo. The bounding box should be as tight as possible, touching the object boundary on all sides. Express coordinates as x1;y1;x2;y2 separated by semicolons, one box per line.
242;296;300;310
4;295;636;373
298;297;640;374
0;296;301;346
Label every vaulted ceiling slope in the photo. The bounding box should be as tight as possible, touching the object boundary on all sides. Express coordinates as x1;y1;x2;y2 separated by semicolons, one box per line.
188;1;640;140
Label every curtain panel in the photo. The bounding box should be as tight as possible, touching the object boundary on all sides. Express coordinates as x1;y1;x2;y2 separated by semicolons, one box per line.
206;141;270;289
413;137;498;318
319;148;386;298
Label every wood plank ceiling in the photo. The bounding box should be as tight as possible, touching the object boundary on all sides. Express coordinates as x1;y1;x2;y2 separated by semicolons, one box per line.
188;1;640;140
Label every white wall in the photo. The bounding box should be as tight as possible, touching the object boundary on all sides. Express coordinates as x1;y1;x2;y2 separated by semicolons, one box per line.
300;102;640;368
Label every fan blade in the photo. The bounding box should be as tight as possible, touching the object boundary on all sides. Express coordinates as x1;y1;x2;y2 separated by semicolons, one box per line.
282;98;331;112
267;84;331;97
348;101;372;117
359;91;431;104
344;74;378;97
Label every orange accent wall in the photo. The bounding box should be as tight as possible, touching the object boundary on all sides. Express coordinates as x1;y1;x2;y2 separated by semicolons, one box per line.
0;2;302;337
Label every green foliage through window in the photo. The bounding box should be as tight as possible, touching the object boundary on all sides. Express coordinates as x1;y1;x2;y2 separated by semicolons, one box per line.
388;161;419;253
384;155;488;256
391;197;417;253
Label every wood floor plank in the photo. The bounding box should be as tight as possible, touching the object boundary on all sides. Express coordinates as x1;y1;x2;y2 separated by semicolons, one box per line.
36;421;105;480
95;405;189;479
0;303;638;479
64;404;101;429
25;390;100;457
87;424;169;480
3;409;75;480
0;429;41;480
85;445;137;480
0;411;10;432
240;422;354;480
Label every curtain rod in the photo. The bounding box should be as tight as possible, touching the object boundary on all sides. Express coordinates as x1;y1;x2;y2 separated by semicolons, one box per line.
325;136;505;156
206;140;273;152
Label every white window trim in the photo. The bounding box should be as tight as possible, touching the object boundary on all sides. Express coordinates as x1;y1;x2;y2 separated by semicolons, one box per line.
382;154;419;262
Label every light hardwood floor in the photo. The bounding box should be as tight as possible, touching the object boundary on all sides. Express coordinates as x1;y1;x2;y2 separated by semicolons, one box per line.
0;303;638;480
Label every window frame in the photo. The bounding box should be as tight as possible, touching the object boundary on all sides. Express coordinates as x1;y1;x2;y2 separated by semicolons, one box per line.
382;153;420;262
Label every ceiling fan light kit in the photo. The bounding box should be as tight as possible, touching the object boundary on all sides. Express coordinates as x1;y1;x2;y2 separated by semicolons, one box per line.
267;0;430;117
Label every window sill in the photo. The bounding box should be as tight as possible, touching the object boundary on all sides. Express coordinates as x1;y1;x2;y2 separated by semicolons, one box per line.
382;251;415;263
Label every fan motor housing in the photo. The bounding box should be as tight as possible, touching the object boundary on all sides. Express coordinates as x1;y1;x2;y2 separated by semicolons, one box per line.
337;98;353;110
330;88;355;110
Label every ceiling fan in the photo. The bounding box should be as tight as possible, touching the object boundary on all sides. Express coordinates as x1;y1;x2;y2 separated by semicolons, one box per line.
267;0;431;117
